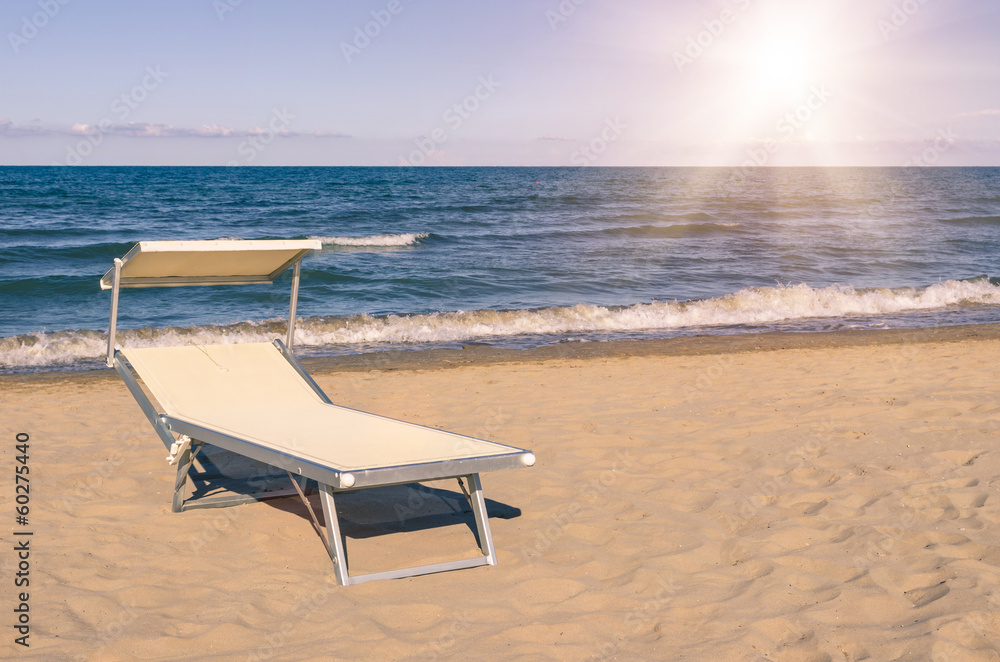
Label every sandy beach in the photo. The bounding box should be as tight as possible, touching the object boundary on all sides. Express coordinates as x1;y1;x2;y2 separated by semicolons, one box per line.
4;326;1000;661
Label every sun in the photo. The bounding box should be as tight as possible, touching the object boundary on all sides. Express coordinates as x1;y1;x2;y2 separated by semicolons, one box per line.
718;1;839;115
695;2;846;165
749;32;816;100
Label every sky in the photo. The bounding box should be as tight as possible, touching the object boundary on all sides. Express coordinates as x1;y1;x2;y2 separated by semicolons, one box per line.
1;0;999;166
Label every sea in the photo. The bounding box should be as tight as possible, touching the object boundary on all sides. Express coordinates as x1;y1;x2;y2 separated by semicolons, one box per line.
2;166;1000;374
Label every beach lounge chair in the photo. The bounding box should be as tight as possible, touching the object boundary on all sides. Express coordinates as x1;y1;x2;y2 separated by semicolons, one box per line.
101;240;535;585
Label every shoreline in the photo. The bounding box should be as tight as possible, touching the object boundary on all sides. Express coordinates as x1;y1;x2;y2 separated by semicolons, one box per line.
4;322;1000;386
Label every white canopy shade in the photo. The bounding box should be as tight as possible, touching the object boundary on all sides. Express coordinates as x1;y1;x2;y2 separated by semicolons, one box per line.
99;239;322;289
102;239;323;363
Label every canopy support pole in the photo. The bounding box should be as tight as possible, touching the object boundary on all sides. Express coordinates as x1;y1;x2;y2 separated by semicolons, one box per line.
106;258;123;367
286;260;301;352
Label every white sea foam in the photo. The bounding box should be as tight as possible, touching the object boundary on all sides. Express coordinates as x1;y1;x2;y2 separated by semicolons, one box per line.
290;279;1000;345
3;279;1000;372
312;232;429;247
1;330;108;370
0;326;285;371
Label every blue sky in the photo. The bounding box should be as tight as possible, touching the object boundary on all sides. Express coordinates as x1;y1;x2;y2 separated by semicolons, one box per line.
2;0;999;166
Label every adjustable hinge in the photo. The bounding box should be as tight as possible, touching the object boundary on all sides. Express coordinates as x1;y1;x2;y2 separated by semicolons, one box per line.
167;435;192;465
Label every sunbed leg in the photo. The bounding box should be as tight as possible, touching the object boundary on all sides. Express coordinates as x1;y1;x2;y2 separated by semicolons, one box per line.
287;471;325;541
467;474;497;565
171;442;201;513
318;484;351;586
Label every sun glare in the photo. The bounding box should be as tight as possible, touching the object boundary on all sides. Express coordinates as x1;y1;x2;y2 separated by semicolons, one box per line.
750;33;815;99
702;3;846;166
723;3;838;115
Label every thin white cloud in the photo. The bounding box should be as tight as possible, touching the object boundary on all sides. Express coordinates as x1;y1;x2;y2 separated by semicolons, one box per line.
0;118;49;136
536;135;574;142
0;119;350;139
957;109;1000;118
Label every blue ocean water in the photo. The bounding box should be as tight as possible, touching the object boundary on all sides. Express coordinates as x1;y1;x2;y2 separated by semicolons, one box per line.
2;166;1000;373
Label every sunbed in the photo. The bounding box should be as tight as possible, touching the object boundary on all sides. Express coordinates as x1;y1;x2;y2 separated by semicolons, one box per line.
101;240;534;585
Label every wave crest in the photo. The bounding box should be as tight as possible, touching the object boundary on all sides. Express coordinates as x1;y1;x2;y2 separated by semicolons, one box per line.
312;233;429;247
3;278;999;372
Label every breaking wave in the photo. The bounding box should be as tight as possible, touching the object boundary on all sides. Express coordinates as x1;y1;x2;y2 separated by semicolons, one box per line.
312;233;429;247
3;278;1000;372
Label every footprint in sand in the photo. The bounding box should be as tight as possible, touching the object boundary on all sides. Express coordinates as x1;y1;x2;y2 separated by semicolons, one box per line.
869;566;954;608
787;467;840;487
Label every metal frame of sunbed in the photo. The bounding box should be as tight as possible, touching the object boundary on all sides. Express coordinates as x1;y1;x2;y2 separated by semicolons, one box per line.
101;240;535;585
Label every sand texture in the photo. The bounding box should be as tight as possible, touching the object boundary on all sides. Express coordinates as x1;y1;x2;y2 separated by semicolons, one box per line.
3;331;1000;661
